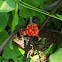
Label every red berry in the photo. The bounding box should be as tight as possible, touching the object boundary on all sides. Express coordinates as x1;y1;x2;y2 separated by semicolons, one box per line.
26;27;29;30
31;31;34;35
25;23;39;36
33;23;37;27
28;33;31;36
28;25;31;28
26;30;29;34
29;29;32;33
19;29;24;35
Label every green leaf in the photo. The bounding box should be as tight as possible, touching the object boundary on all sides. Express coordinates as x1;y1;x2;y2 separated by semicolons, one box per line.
16;17;26;28
56;14;62;21
0;13;9;32
2;60;9;62
19;1;62;20
26;55;31;62
19;48;25;55
0;30;8;46
9;39;13;50
11;3;19;32
39;38;46;49
0;0;15;12
2;45;22;62
61;28;62;33
41;43;54;55
19;0;44;18
17;56;23;62
58;42;62;48
41;38;46;44
0;56;2;62
49;48;62;62
49;42;62;62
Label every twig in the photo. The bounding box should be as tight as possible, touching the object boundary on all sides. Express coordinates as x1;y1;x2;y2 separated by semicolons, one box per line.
39;0;62;30
0;26;25;53
22;37;33;62
43;0;60;11
46;29;62;34
34;43;41;62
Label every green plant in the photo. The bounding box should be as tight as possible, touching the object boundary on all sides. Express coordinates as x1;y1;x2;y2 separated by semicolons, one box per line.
0;0;62;62
49;42;62;62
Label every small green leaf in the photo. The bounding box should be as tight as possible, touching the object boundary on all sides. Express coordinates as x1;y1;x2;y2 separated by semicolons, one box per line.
9;39;13;50
19;48;25;55
39;38;46;49
41;38;46;44
41;43;54;55
32;55;39;59
56;14;62;21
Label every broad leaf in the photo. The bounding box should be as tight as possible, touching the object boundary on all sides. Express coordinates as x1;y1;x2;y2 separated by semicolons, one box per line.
17;56;23;62
2;45;23;62
0;13;9;32
0;30;8;46
19;0;49;18
16;17;26;28
49;48;62;62
0;0;15;12
2;60;9;62
49;42;62;62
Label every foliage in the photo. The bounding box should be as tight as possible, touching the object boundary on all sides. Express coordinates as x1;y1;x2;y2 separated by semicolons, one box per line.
0;0;15;12
0;0;62;62
41;43;54;55
0;30;8;46
39;38;46;49
49;42;62;62
0;13;9;32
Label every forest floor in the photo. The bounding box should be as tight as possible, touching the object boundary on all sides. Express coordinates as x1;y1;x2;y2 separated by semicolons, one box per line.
0;26;62;62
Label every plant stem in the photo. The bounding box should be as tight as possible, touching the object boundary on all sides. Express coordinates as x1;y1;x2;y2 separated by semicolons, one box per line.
30;17;33;25
22;37;33;62
0;26;25;53
46;29;62;34
39;0;62;30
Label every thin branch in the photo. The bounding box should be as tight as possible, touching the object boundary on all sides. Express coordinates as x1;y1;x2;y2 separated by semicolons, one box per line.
34;42;41;62
0;26;25;53
46;29;62;34
39;0;62;30
43;0;60;11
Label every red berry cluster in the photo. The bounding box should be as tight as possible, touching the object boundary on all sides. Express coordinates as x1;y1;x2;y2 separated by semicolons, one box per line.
19;29;24;35
25;23;39;36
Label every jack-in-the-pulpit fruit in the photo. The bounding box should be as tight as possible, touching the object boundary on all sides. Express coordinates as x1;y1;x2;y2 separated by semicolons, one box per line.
25;23;39;36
